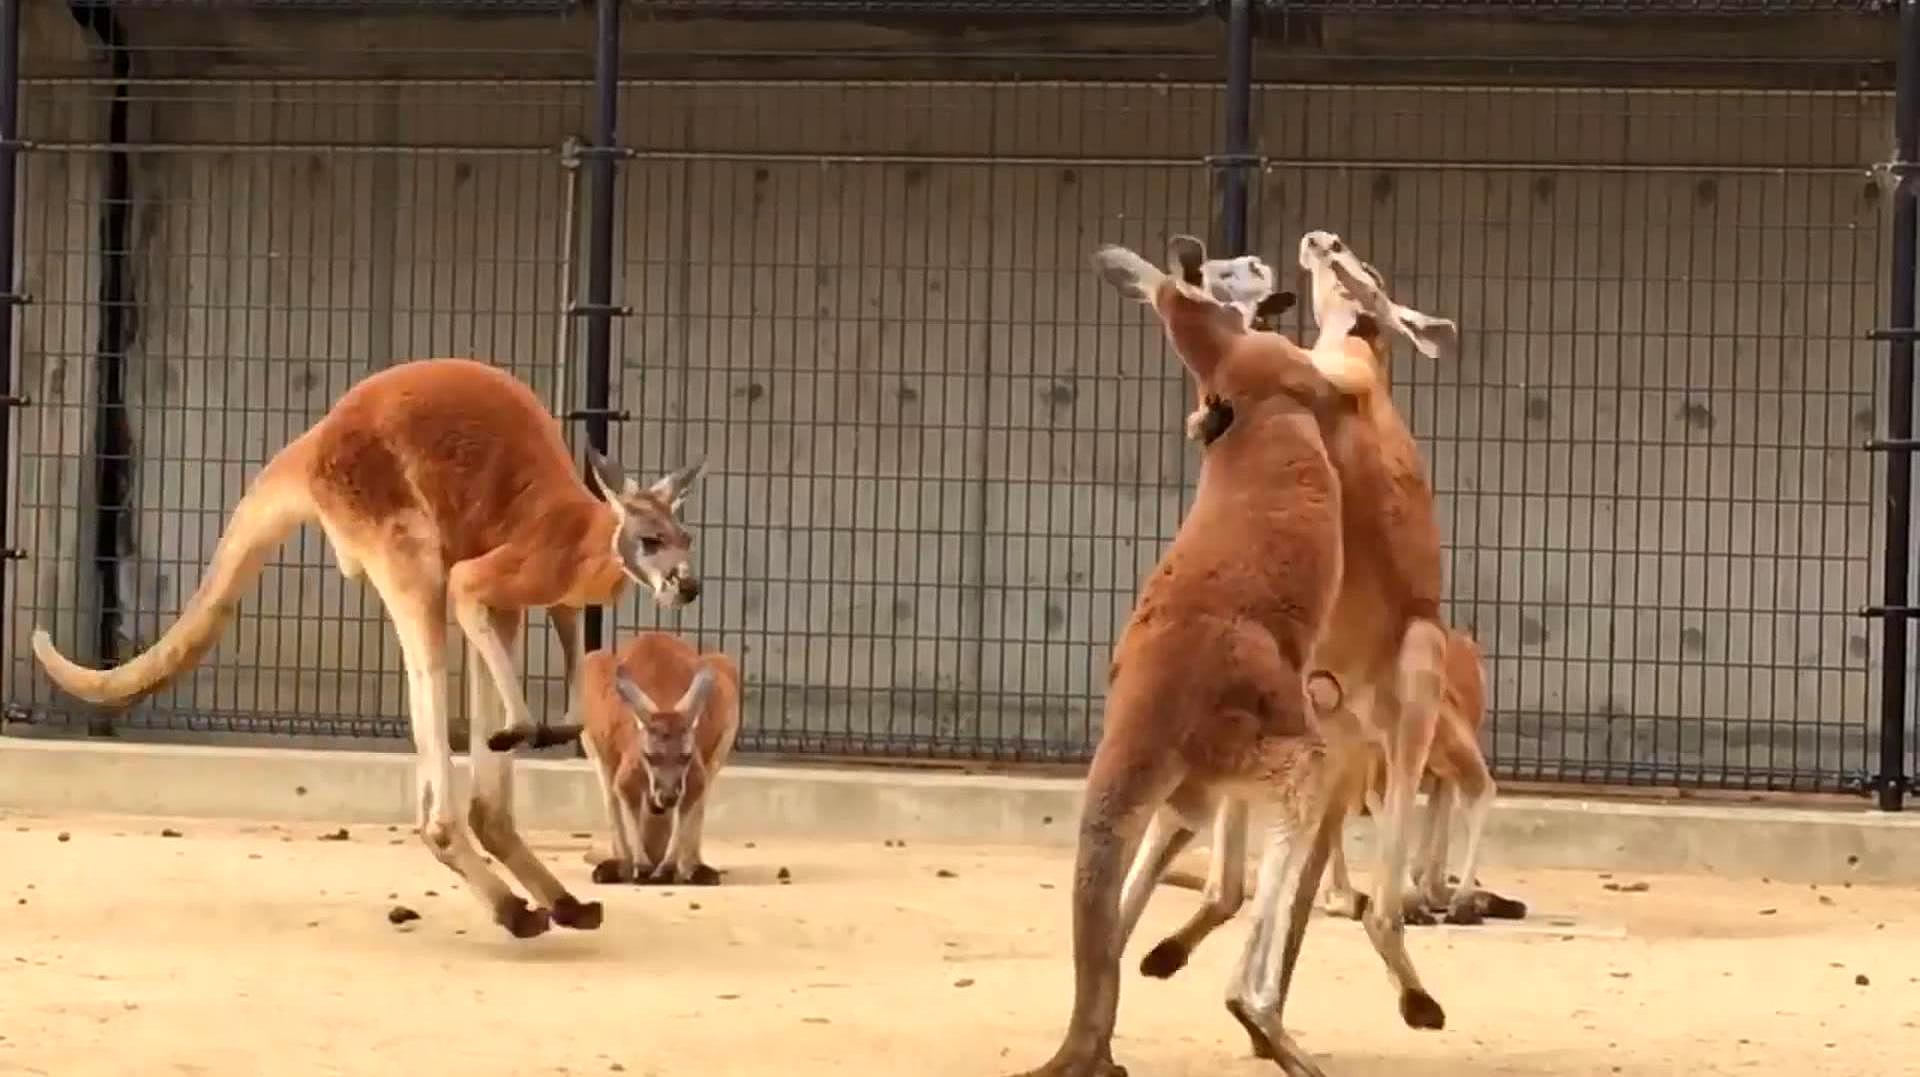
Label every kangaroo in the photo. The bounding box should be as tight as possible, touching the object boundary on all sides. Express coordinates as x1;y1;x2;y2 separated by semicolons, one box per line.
498;630;741;887
1180;241;1522;930
1321;627;1527;925
29;357;707;938
1093;232;1456;1072
1006;237;1425;1077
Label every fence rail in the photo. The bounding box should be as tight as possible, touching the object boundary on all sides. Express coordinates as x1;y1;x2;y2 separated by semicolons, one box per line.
0;0;1912;803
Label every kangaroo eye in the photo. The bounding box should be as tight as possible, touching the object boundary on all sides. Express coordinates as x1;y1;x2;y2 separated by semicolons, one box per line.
1328;239;1345;254
640;537;662;555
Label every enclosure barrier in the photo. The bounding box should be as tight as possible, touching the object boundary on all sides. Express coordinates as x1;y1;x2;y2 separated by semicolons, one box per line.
0;0;1911;804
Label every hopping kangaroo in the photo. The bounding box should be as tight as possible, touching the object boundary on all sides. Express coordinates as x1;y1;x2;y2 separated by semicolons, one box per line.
1010;236;1397;1077
498;630;741;887
29;357;706;938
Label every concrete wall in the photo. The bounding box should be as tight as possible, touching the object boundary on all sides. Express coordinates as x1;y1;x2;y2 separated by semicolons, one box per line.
5;1;1898;784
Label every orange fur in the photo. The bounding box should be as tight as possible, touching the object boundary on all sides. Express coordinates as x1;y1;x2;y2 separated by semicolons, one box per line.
560;631;742;886
28;357;708;938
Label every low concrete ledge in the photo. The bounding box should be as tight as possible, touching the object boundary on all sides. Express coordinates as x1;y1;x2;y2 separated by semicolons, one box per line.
4;738;1919;885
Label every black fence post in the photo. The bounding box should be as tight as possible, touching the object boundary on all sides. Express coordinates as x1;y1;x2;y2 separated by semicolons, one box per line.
579;0;625;653
1217;0;1254;257
0;0;21;703
1865;0;1920;811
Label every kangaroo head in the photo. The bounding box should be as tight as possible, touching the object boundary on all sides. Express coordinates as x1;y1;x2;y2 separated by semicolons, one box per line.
587;449;706;608
1173;240;1298;331
1296;229;1458;362
613;664;718;813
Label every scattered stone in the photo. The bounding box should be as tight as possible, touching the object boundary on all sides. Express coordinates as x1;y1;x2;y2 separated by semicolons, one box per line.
572;832;591;840
1819;895;1835;906
1609;971;1631;979
1040;883;1054;890
56;832;69;843
776;867;792;884
1846;854;1860;867
610;1064;626;1072
745;842;757;849
689;903;702;911
1855;974;1871;987
718;994;741;1001
388;906;421;926
160;828;184;839
1758;908;1778;916
954;978;975;988
248;854;262;861
319;828;350;842
424;890;439;898
802;1018;830;1025
936;869;957;879
1602;881;1649;893
15;898;23;906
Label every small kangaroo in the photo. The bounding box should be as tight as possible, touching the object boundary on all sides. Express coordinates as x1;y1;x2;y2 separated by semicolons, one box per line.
500;631;741;886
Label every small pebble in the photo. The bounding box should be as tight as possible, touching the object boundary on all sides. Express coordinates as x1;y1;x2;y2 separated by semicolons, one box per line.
936;869;957;879
1758;908;1778;916
610;1064;626;1073
1819;895;1835;906
160;828;183;839
1856;974;1871;986
955;978;976;988
1602;881;1649;893
1609;971;1631;979
388;906;421;925
689;902;702;911
248;854;262;860
802;1018;830;1025
777;868;792;884
425;890;439;898
319;828;350;842
56;833;69;843
718;993;740;1001
745;842;757;849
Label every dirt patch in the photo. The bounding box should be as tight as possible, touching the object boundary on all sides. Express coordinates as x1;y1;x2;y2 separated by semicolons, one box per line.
0;812;1913;1076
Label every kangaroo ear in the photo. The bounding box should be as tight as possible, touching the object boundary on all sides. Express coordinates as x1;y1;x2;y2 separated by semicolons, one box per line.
1254;289;1297;324
614;668;661;716
1090;244;1167;303
587;448;642;504
1167;234;1208;287
674;664;718;717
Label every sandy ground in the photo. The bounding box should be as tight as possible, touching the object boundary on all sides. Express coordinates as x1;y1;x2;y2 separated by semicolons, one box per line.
0;812;1915;1077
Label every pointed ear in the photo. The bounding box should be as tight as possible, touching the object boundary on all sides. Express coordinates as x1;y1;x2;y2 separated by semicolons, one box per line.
587;447;641;503
647;459;705;512
1167;235;1207;287
1254;289;1296;324
1389;303;1460;361
1090;244;1166;303
674;663;718;718
614;668;661;717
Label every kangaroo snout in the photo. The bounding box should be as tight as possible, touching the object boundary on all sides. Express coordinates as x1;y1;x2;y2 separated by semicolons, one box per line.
676;576;702;603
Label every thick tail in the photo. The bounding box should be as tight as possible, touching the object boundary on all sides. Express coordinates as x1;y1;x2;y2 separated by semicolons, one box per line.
30;459;313;709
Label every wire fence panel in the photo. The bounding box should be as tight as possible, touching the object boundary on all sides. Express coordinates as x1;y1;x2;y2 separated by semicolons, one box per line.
1244;66;1889;792
10;41;597;742
0;5;1900;793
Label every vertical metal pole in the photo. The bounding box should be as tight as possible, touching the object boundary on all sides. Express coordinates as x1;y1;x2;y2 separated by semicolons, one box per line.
581;0;621;652
0;0;21;701
1220;0;1254;257
1878;0;1920;811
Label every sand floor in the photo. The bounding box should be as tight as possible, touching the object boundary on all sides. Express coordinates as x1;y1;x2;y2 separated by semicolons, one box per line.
0;810;1914;1076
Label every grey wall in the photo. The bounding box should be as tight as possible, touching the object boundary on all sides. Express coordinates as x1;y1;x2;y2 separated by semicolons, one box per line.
6;1;1896;783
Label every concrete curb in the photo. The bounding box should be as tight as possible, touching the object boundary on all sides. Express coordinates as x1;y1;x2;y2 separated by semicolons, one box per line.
4;738;1919;885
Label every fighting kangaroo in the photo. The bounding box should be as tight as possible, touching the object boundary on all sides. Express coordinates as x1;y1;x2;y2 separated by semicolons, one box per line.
498;630;741;887
30;357;706;938
1007;237;1421;1077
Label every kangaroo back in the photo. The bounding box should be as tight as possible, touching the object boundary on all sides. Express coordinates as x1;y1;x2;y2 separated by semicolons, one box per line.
31;453;315;708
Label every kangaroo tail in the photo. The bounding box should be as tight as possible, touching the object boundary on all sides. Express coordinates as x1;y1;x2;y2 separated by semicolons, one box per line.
30;456;314;709
490;723;586;752
1159;869;1208;892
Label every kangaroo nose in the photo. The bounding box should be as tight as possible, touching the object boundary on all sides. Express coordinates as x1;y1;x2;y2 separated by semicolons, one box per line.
678;577;702;603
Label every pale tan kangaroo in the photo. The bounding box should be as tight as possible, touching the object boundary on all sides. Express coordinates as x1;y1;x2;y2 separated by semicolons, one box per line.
29;357;707;938
1006;237;1425;1077
1321;627;1527;926
499;630;741;887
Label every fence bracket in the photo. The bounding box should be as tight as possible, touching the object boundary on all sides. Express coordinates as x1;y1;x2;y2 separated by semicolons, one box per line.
560;407;631;424
0;291;25;306
567;301;632;318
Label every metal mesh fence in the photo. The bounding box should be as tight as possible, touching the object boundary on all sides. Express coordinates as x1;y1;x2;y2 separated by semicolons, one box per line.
0;4;1901;793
